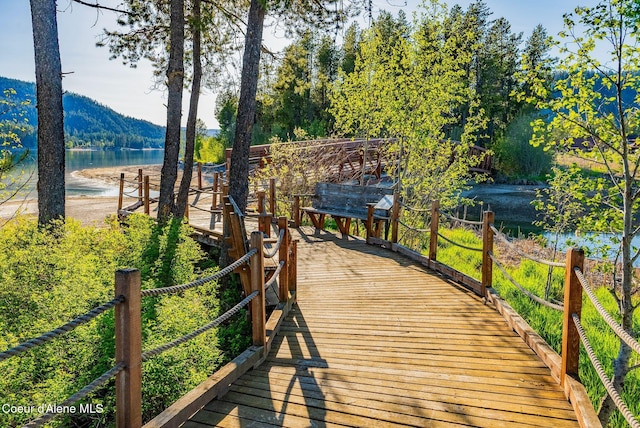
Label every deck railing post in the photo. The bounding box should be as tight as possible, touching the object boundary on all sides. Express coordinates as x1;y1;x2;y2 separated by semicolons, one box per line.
481;210;494;297
289;240;297;296
366;204;375;242
561;247;584;388
391;191;400;244
118;173;125;213
184;193;189;220
429;200;440;260
137;168;143;203
115;269;142;428
258;191;271;237
144;176;150;215
197;162;203;190
292;196;300;228
250;232;266;347
211;172;219;210
269;178;276;218
278;216;290;302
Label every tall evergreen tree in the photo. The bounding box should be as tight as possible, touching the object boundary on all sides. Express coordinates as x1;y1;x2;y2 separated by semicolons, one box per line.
228;0;359;213
30;0;65;225
157;0;185;220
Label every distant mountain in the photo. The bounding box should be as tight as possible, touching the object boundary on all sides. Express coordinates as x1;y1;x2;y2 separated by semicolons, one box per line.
0;76;165;149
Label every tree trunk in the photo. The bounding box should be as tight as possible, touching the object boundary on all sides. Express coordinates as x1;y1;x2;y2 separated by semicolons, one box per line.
228;0;266;214
158;0;185;221
175;0;202;218
30;0;65;225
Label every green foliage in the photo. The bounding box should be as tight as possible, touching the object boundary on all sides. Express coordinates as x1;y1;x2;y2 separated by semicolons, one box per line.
195;135;226;164
0;87;31;206
432;227;640;427
331;3;487;215
214;89;238;149
527;4;640;422
258;30;340;140
491;112;553;179
0;215;243;426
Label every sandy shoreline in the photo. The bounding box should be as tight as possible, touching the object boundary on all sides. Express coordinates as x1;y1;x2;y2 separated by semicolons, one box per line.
74;164;164;186
1;165;166;226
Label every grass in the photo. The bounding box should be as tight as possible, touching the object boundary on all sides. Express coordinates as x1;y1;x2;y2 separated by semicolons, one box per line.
431;227;639;428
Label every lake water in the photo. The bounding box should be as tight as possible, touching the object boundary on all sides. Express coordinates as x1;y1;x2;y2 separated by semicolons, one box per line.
6;149;165;197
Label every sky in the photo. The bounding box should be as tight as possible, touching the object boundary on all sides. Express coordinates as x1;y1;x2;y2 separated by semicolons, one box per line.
0;0;600;129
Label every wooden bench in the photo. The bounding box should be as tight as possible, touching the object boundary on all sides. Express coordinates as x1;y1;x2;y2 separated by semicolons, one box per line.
293;182;395;239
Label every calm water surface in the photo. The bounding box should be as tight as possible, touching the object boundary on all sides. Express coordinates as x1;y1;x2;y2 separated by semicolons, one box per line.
8;149;165;197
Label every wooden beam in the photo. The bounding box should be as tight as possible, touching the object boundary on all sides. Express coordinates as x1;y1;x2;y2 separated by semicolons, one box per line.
561;248;584;388
250;232;266;347
481;210;494;295
429;200;439;261
278;217;290;302
118;173;125;213
142;346;263;428
115;269;142;428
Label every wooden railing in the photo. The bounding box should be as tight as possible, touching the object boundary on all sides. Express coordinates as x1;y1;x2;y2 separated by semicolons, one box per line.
226;138;494;182
1;196;297;428
117;165;228;219
366;198;609;428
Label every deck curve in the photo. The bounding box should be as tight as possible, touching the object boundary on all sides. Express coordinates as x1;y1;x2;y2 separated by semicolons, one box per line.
185;229;579;428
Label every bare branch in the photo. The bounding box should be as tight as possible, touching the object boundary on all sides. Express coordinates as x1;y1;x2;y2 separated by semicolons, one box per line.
71;0;132;14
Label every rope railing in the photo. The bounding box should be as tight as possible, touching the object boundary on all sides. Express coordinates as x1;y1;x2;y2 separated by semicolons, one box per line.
11;193;298;428
489;252;563;311
437;231;483;252
490;225;565;268
366;197;633;426
141;290;260;362
265;260;285;291
0;295;125;362
398;219;430;233
399;201;431;213
572;314;640;428
440;210;483;226
263;229;285;258
574;267;640;355
140;250;256;298
23;363;125;428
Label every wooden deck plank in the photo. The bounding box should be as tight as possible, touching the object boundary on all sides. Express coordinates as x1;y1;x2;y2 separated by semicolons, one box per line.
187;229;579;427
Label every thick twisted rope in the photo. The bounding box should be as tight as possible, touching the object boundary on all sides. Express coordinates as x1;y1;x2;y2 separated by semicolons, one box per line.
489;253;564;311
0;296;125;362
141;290;259;361
122;189;141;198
189;204;218;214
490;225;565;268
121;178;142;185
572;315;640;428
141;249;256;298
440;211;483;226
398;219;430;233
265;261;285;292
23;363;125;428
263;229;285;259
436;231;483;252
399;201;431;213
574;268;640;355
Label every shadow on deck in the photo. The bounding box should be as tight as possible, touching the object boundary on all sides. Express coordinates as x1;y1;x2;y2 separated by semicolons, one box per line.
183;228;579;428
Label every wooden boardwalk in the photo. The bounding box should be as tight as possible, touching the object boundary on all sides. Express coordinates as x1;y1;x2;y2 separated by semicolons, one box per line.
184;229;578;428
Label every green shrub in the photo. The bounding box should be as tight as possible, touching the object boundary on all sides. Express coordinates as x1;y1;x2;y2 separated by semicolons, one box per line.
492;112;553;179
0;215;242;426
431;227;639;427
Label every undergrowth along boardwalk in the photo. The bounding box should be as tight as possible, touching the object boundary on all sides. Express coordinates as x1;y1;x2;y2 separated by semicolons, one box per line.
185;228;579;428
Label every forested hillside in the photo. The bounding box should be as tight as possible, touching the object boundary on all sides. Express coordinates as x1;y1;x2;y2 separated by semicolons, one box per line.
0;76;165;149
